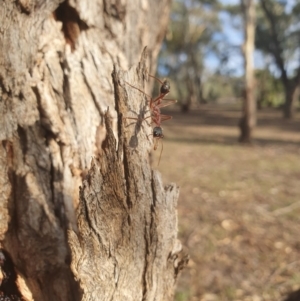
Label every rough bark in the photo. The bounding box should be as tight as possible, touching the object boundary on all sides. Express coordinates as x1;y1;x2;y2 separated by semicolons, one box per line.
0;0;187;300
68;58;188;300
239;0;256;143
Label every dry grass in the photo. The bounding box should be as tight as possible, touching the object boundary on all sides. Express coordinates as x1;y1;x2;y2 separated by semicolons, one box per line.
153;104;300;301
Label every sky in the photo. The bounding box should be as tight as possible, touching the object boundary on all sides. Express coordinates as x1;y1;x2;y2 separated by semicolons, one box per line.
205;5;244;76
204;0;244;76
159;0;298;78
204;0;298;77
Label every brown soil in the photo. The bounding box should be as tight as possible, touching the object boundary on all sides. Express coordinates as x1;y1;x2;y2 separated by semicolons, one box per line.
153;104;300;301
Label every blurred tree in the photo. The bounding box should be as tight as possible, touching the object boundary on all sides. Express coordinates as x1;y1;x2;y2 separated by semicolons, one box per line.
158;0;221;111
256;0;300;118
202;74;243;102
256;68;284;109
239;0;257;143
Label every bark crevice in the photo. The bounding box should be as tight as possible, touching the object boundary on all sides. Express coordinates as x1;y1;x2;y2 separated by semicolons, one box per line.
0;1;185;299
68;55;185;301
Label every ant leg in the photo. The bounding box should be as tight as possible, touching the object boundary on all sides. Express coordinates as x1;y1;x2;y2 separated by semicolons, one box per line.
151;94;163;105
157;99;177;109
160;115;173;122
125;80;157;111
148;74;164;85
124;81;152;100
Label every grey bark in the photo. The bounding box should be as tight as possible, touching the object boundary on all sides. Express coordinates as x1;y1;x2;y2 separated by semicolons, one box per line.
0;0;187;300
68;58;188;301
239;0;256;143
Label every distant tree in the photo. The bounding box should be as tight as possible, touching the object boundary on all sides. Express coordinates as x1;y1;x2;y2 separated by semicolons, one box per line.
256;0;300;118
239;0;257;143
256;68;284;109
158;0;220;111
202;74;243;102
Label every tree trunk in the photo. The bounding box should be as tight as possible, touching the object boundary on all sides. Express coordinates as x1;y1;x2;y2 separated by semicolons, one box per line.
283;82;299;119
0;1;187;300
69;60;188;301
239;0;256;143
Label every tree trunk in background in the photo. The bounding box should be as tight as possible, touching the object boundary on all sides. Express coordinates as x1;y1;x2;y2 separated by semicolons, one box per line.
239;0;256;143
0;1;187;300
283;82;299;119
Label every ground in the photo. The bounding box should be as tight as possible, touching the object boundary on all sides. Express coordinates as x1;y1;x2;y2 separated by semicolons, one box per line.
153;104;300;301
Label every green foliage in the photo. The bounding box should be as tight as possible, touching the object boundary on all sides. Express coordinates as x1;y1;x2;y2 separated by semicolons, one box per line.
163;0;220;65
157;0;299;108
256;69;284;107
203;74;243;102
158;0;221;106
256;0;300;73
175;290;190;301
220;2;241;15
255;0;300;116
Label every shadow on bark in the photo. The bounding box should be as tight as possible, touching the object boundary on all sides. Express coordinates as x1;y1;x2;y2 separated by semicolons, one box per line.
68;51;188;301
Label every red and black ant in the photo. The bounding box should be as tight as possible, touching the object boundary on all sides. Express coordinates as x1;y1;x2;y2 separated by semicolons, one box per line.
125;74;176;164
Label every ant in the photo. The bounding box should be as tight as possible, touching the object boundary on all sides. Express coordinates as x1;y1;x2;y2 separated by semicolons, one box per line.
125;74;176;164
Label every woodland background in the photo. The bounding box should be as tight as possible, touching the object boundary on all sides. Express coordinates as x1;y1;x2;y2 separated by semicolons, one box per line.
155;0;300;300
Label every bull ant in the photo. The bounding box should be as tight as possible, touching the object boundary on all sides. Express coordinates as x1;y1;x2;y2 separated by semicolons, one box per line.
125;74;177;164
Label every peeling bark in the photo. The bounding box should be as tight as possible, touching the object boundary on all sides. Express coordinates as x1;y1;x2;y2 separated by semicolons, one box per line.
0;0;187;300
68;59;188;300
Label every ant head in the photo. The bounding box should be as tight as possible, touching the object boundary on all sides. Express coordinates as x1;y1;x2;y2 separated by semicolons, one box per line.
160;80;170;95
153;126;164;138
